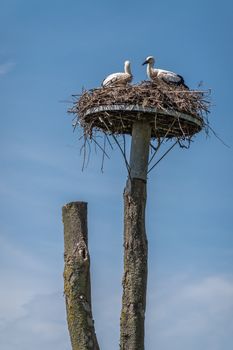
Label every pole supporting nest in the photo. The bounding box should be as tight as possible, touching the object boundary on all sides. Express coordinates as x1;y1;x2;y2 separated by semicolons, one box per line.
129;121;151;181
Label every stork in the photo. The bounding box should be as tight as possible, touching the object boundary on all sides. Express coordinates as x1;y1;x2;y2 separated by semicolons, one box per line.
142;56;189;89
102;60;133;87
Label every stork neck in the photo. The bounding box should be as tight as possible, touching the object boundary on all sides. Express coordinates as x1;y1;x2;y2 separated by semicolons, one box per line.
147;62;154;79
125;63;131;75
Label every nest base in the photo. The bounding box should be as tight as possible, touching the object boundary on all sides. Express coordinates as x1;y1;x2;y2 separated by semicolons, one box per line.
83;104;203;138
70;80;210;139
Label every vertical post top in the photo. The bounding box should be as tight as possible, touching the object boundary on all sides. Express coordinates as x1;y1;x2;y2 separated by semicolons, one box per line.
129;121;151;181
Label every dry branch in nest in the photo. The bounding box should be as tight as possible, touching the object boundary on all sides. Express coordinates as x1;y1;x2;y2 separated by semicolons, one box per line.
69;79;210;140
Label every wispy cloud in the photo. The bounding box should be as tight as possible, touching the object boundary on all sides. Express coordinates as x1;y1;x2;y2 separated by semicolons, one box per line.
0;233;233;350
0;235;61;323
0;293;69;350
0;61;15;76
146;275;233;350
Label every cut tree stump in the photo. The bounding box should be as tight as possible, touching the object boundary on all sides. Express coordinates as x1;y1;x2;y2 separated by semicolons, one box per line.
62;202;99;350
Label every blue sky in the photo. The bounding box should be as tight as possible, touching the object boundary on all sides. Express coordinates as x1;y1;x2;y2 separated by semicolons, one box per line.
0;0;233;349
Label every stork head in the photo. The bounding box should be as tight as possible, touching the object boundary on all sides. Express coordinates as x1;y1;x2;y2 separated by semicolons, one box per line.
142;56;155;66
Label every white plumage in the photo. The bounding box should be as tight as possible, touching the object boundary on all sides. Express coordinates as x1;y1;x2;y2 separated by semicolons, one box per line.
102;60;133;87
142;56;188;88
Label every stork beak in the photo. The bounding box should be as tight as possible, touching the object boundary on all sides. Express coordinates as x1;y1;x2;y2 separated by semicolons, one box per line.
142;60;148;66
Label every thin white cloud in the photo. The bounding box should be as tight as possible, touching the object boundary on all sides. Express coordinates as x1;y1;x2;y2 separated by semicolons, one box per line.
1;234;232;350
0;61;15;75
1;236;233;350
0;293;69;350
146;275;233;350
0;235;61;323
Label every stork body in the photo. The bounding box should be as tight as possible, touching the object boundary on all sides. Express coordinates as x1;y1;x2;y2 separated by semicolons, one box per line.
142;56;188;88
102;60;133;87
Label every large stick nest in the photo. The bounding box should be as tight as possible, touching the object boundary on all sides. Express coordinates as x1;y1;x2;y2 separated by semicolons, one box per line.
69;79;210;139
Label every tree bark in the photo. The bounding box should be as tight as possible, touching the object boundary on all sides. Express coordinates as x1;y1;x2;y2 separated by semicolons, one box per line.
120;121;151;350
62;202;99;350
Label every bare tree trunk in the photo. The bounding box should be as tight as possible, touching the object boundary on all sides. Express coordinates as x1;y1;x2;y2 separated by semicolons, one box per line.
62;202;99;350
120;122;151;350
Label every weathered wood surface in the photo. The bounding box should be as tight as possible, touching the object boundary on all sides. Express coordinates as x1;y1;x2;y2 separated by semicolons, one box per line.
120;121;151;350
62;202;99;350
120;178;148;350
129;121;151;180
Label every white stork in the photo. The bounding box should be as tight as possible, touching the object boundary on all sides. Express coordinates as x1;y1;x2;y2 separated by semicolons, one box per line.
102;60;133;87
142;56;188;88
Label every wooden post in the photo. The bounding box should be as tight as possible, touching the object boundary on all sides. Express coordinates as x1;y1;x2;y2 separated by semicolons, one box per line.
62;202;99;350
120;121;151;350
129;121;152;181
